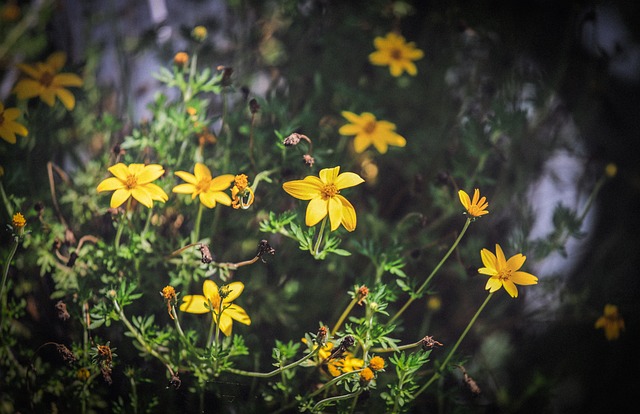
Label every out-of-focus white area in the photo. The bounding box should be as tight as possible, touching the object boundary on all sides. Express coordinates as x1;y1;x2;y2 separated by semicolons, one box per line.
580;4;640;83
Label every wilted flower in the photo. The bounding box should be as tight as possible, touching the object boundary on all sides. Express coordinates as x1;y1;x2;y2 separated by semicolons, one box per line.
230;174;255;209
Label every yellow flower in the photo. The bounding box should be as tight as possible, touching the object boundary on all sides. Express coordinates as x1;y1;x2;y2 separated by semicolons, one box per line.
595;304;625;340
173;163;235;208
96;163;168;209
192;26;208;41
0;102;28;144
369;32;424;77
282;166;364;232
339;111;406;154
180;279;251;336
479;244;538;298
458;189;489;218
334;354;364;374
12;212;26;228
173;52;189;67
231;174;254;209
368;356;385;371
13;52;83;110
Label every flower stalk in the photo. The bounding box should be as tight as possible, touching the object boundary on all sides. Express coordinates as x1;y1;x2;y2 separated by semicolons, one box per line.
388;218;471;325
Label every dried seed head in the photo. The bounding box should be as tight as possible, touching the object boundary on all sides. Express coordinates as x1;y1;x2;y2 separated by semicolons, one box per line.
55;343;77;364
55;301;70;321
249;98;260;114
283;132;303;146
420;335;443;350
303;154;315;166
199;244;213;264
256;240;275;262
356;285;369;306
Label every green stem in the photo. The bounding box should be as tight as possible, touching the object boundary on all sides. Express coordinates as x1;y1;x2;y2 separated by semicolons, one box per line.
0;239;19;316
331;295;358;336
112;297;174;369
114;199;132;250
413;292;493;399
312;216;328;257
308;369;363;399
192;202;204;243
225;346;320;378
312;390;362;412
370;341;422;353
0;181;13;218
170;306;186;338
387;218;471;326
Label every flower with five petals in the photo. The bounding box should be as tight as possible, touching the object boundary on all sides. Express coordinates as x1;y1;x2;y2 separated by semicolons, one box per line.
339;111;406;154
282;166;364;232
12;52;83;110
97;163;168;209
479;244;538;298
595;304;625;340
173;163;235;208
180;280;251;336
368;32;424;77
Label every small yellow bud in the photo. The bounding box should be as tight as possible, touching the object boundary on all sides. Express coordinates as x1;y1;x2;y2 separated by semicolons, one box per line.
192;26;208;41
173;52;189;67
605;163;617;178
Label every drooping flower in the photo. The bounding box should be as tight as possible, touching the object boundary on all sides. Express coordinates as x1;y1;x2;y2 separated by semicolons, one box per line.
231;174;254;209
595;304;625;340
368;32;424;77
339;111;406;154
458;188;489;218
282;166;364;232
0;102;28;144
180;279;251;336
479;244;538;298
172;163;234;208
97;163;168;209
12;52;83;110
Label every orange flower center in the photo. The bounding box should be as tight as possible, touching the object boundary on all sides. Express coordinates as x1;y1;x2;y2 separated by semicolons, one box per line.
390;48;402;60
125;175;138;189
195;177;211;193
321;184;338;200
363;120;376;134
39;71;54;87
497;268;512;281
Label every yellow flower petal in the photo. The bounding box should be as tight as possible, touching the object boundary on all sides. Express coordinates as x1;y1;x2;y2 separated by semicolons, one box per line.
110;188;131;209
180;294;210;314
327;196;343;231
336;194;357;232
108;163;131;180
55;87;76;110
306;197;328;227
319;166;340;184
203;280;219;301
54;73;84;87
225;304;251;325
224;282;245;303
136;164;165;184
97;177;125;192
218;313;234;336
174;171;198;185
130;187;154;208
335;172;365;190
208;174;235;191
282;177;323;200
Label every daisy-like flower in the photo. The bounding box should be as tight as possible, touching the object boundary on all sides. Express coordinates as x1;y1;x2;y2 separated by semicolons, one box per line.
369;32;424;77
282;166;364;232
0;102;28;144
338;111;406;154
172;163;235;208
458;189;489;218
180;280;251;336
96;163;168;209
12;52;83;110
595;304;625;340
479;244;538;298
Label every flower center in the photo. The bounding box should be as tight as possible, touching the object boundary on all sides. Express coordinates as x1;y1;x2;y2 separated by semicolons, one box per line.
125;175;137;189
390;48;402;60
321;184;338;200
39;71;54;87
195;177;211;193
497;268;512;281
363;120;376;134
